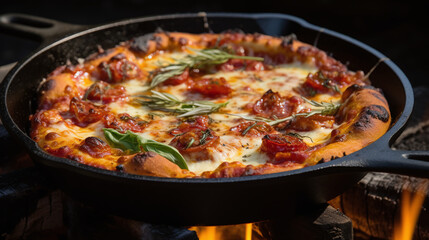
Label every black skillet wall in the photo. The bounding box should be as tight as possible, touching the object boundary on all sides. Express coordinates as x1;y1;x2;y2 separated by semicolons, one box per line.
0;0;427;87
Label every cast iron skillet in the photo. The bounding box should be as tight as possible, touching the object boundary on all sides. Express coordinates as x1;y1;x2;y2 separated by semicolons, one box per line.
1;13;429;226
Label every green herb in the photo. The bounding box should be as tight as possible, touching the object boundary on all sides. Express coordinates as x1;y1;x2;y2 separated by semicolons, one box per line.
301;97;340;117
318;72;341;93
199;129;211;145
149;48;264;88
185;138;195;150
103;128;188;170
135;90;228;118
227;114;272;123
229;97;341;126
307;87;317;97
103;128;142;153
83;82;108;101
322;80;340;93
287;132;313;143
241;122;260;136
147;112;165;119
103;63;113;82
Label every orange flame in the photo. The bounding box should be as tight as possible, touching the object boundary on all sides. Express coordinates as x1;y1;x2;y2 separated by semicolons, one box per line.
189;223;253;240
393;188;426;240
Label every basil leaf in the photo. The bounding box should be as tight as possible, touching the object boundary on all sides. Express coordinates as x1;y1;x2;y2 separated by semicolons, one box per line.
103;128;188;170
141;141;188;170
103;129;141;153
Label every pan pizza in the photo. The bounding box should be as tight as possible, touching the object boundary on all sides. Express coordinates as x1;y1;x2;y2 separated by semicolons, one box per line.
30;31;391;178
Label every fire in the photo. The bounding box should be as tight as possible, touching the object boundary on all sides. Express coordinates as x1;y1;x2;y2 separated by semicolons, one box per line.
393;188;426;240
189;223;253;240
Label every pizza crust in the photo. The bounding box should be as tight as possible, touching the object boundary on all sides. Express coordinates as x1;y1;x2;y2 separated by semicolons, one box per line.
305;85;391;166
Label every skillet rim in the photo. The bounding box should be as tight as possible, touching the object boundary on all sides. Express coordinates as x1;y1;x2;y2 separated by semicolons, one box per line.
0;12;414;184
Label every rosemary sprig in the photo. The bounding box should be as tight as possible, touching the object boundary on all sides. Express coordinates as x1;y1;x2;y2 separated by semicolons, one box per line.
287;132;314;143
149;48;264;88
228;97;341;126
199;129;211;145
301;97;340;117
319;72;341;93
135;90;228;118
241;122;260;136
185;138;195;150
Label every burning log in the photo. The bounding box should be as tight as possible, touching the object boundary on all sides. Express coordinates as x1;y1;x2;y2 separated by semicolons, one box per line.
257;204;353;240
330;173;429;239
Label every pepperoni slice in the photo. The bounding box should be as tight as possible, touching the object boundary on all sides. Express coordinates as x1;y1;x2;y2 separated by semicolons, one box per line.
252;90;302;119
230;121;276;137
103;113;147;133
162;68;190;86
169;116;219;154
261;134;310;165
190;77;232;97
303;70;364;95
84;81;127;104
261;134;308;154
68;97;107;127
169;116;209;136
92;54;142;83
169;129;219;153
79;137;112;158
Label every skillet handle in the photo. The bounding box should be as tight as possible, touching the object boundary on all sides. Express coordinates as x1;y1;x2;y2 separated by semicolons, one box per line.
342;147;429;178
0;13;86;43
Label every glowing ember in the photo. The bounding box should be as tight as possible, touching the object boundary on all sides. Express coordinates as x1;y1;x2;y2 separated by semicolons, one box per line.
245;223;252;240
393;188;426;240
189;223;253;240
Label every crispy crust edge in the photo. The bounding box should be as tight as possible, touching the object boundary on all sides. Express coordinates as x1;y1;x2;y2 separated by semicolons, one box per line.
305;85;391;166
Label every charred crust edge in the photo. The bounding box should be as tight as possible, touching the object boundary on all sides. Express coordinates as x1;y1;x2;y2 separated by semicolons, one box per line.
342;84;384;102
280;33;297;47
129;33;156;54
347;84;378;92
353;104;390;130
85;48;114;62
38;79;56;93
369;91;388;105
220;29;245;35
132;151;157;165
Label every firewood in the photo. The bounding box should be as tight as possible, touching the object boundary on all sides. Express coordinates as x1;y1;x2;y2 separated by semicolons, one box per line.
257;204;353;240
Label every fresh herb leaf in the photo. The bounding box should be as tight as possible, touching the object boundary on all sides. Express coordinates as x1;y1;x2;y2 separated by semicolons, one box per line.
149;48;264;88
228;98;341;126
241;122;260;136
135;90;228;118
103;128;141;153
318;72;341;93
199;129;211;145
102;62;113;82
287;132;314;143
227;113;271;123
185;138;195;150
301;97;340;116
103;128;188;170
141;141;188;170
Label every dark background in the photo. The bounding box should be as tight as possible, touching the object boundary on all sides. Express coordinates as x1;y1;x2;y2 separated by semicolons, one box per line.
1;0;428;87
